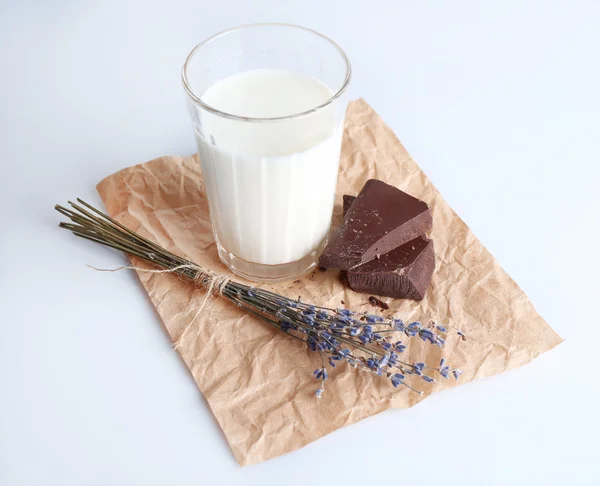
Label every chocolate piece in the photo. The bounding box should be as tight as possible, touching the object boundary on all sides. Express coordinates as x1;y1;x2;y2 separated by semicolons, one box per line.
320;180;432;270
342;191;435;300
368;296;389;310
347;236;435;300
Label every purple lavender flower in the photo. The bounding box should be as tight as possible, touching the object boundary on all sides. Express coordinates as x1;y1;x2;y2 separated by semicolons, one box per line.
419;328;435;343
405;322;421;337
391;373;405;387
236;283;465;398
394;341;407;353
280;321;293;331
393;319;405;332
452;369;462;380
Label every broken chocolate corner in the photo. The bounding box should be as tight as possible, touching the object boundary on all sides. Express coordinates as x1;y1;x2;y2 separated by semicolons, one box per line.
319;179;432;270
342;195;356;218
348;236;435;301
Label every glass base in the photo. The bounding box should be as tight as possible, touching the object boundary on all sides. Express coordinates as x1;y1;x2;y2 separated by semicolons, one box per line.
216;240;327;283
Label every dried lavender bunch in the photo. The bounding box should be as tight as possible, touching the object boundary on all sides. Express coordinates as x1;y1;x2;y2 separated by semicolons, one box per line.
56;199;463;398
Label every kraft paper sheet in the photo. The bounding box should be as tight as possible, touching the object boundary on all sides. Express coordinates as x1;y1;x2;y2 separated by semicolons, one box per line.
97;99;562;466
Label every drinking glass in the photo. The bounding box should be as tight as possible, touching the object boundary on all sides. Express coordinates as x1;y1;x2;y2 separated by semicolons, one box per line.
182;23;351;282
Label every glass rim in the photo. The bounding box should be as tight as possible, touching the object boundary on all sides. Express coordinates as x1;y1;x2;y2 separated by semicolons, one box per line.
181;23;352;123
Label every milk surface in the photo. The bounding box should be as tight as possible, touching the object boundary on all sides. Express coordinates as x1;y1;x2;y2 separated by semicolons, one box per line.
195;68;343;265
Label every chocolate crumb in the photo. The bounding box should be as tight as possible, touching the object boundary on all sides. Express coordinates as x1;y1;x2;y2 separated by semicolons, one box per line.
368;295;389;310
293;279;301;284
309;273;316;281
461;334;467;341
341;300;345;305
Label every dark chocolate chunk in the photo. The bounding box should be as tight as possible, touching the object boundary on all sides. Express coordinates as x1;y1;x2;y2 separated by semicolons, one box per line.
342;191;435;300
347;236;435;300
320;180;432;270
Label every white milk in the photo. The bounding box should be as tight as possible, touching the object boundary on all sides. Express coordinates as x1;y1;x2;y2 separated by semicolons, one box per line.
195;68;343;266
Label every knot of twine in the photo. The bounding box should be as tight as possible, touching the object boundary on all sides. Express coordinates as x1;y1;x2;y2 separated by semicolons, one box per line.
88;263;232;349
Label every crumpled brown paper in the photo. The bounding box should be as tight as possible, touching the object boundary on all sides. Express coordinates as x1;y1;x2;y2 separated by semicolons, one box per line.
97;99;562;466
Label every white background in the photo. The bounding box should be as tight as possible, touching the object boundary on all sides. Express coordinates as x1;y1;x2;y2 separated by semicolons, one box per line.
1;1;599;485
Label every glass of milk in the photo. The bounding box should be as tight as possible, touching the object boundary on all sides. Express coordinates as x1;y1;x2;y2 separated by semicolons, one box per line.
182;23;351;282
